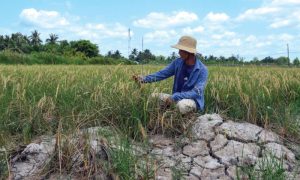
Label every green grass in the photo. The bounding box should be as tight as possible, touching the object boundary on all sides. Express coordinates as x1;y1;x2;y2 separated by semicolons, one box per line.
237;152;287;180
108;136;152;179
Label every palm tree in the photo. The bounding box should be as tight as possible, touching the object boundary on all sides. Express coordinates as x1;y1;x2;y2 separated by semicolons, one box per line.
9;33;30;53
131;48;138;56
129;48;138;60
59;40;69;47
112;50;122;59
46;33;59;44
106;50;112;57
29;30;42;47
0;35;6;51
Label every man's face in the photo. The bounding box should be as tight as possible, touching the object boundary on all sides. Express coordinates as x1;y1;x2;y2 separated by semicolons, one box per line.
179;50;189;60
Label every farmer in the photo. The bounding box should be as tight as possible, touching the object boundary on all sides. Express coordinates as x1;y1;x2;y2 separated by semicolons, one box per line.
132;35;208;114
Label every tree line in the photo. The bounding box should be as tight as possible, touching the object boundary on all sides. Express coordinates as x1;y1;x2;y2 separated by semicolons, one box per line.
0;30;136;64
0;30;99;58
197;54;300;66
0;30;299;66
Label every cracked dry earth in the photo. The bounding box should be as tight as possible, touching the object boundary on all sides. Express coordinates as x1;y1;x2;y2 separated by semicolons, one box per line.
150;114;299;180
9;114;300;180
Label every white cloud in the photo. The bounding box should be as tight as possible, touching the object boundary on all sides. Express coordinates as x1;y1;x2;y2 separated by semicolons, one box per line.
292;11;300;21
204;12;230;23
211;34;223;40
278;33;293;41
211;31;236;40
245;35;257;42
144;30;177;43
255;41;272;48
133;11;198;29
70;23;130;41
234;0;300;30
75;29;99;40
230;38;241;46
19;8;129;40
270;19;291;28
256;3;300;29
235;0;300;31
20;8;70;28
182;26;204;34
86;23;129;38
271;0;300;5
223;31;236;36
236;7;280;21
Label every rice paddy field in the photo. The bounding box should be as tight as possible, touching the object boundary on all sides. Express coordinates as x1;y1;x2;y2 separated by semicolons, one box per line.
0;64;300;178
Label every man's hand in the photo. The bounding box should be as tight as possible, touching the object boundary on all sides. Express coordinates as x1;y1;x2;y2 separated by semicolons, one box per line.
165;97;174;107
132;74;144;84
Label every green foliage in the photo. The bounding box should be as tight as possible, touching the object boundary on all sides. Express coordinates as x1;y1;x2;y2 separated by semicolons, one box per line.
276;56;289;65
0;152;8;178
293;57;300;66
0;32;104;63
106;50;123;59
0;51;134;65
129;48;156;64
29;30;42;51
237;152;287;180
105;134;154;179
70;40;99;58
108;138;139;179
0;50;32;64
46;33;59;45
1;31;300;66
171;166;184;179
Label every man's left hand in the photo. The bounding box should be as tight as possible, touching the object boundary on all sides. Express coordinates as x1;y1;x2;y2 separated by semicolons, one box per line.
132;74;143;84
165;97;174;106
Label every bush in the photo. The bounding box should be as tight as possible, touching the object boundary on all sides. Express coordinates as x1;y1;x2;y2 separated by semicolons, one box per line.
0;51;135;65
0;50;31;64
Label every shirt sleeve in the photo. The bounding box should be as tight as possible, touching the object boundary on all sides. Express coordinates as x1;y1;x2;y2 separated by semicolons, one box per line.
142;60;176;83
171;67;208;101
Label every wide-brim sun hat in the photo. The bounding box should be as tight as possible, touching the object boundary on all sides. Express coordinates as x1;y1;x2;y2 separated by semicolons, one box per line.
171;35;197;54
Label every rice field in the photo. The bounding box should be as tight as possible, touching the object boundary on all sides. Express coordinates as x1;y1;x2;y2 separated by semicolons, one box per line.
0;64;299;177
0;65;299;144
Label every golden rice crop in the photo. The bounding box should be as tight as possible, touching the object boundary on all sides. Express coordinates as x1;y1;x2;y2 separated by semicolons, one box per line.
0;65;299;148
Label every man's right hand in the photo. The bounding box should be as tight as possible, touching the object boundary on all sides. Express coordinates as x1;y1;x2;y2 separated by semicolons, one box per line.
132;74;144;83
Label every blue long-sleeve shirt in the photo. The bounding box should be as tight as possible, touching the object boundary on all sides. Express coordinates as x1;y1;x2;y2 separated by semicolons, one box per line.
142;58;208;110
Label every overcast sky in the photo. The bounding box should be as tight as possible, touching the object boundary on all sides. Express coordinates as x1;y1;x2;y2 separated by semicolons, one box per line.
1;0;300;60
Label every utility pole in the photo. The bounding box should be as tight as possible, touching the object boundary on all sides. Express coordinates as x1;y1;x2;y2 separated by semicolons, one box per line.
128;28;131;59
142;36;144;52
141;36;144;73
287;43;290;66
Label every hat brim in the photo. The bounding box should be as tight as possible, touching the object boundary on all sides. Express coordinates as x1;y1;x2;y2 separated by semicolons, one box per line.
171;44;197;54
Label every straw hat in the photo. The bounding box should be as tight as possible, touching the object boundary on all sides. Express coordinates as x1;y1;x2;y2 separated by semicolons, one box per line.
171;35;197;54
